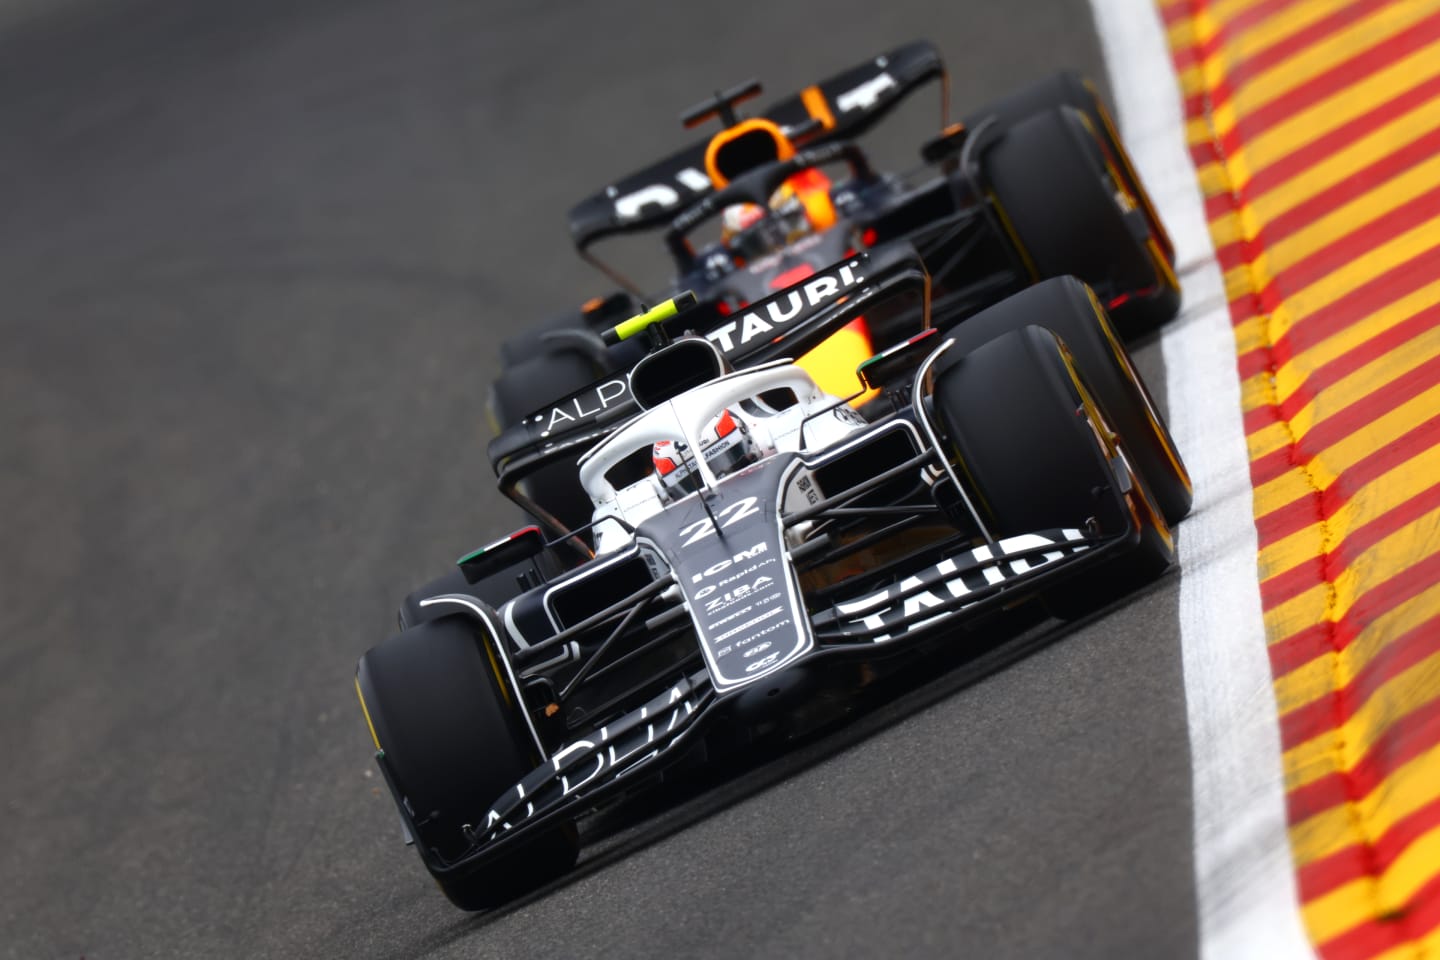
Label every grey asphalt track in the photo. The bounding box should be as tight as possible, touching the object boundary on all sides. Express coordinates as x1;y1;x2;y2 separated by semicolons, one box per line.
0;1;1199;957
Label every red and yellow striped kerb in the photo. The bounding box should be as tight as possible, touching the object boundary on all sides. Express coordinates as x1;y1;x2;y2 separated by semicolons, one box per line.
1163;0;1440;956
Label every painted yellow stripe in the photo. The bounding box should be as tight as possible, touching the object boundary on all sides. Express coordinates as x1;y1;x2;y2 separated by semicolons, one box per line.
1266;528;1440;672
1246;90;1440;225
1225;209;1440;348
1259;442;1440;593
1272;578;1440;720
1251;150;1440;279
1239;32;1440;176
1262;277;1440;409
1214;1;1439;131
1175;0;1353;101
1252;376;1440;517
1244;315;1440;487
355;676;381;751
1368;921;1440;960
1263;498;1440;654
1165;0;1288;50
1291;739;1440;866
1301;821;1440;943
1245;420;1293;462
1283;646;1440;793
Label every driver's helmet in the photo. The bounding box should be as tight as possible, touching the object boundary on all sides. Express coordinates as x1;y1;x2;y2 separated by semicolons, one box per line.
719;168;838;260
652;408;759;500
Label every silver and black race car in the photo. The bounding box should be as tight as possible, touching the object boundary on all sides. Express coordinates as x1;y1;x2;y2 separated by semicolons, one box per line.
356;253;1190;910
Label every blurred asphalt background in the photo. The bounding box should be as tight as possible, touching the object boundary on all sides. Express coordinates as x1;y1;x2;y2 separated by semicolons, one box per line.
0;1;1200;957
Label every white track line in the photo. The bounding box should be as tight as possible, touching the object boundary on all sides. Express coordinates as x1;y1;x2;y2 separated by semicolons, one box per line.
1087;2;1316;957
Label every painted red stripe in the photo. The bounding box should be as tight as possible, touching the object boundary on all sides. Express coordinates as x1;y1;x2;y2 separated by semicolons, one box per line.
1299;793;1440;902
1232;326;1440;451
1253;489;1324;546
1160;0;1191;28
1270;549;1440;678
1248;359;1440;499
1219;122;1440;276
1261;477;1440;613
1208;10;1440;160
1238;183;1440;311
1287;693;1440;826
1232;236;1440;381
1221;123;1440;267
1244;71;1440;202
1278;611;1440;744
1317;866;1440;960
1249;375;1440;541
1249;368;1440;543
1236;250;1440;388
1267;303;1440;430
1242;299;1440;482
1185;0;1396;120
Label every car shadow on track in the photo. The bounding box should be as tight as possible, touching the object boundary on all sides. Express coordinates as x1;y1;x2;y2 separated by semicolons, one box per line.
379;571;1175;959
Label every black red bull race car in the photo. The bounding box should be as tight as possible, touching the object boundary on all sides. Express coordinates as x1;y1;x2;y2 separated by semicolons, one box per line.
357;247;1192;909
487;41;1182;533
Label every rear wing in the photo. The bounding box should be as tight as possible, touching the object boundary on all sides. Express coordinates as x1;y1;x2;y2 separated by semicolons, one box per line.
488;245;931;502
566;41;946;251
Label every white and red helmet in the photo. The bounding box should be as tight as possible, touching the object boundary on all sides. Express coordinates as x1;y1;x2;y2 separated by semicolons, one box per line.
652;408;758;500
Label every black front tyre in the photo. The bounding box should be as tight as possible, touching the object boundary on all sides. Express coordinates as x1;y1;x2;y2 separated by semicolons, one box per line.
940;276;1192;526
932;324;1175;616
932;325;1126;536
356;612;578;910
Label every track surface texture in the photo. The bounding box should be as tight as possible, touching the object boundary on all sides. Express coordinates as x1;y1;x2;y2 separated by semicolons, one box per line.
0;1;1199;957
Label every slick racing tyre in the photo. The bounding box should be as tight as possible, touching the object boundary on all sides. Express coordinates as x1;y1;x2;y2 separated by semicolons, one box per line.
356;612;578;910
978;106;1180;338
940;276;1192;526
932;325;1174;618
489;348;600;534
964;71;1175;267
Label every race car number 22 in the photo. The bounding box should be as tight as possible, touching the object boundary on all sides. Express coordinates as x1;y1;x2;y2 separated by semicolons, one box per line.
678;496;761;546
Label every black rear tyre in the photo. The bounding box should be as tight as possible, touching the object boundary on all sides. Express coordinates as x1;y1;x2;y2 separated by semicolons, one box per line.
488;349;601;533
939;276;1192;526
965;71;1175;266
979;106;1179;337
356;613;578;910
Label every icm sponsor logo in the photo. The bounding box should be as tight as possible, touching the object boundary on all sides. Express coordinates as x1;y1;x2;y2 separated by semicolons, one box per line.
690;541;769;588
